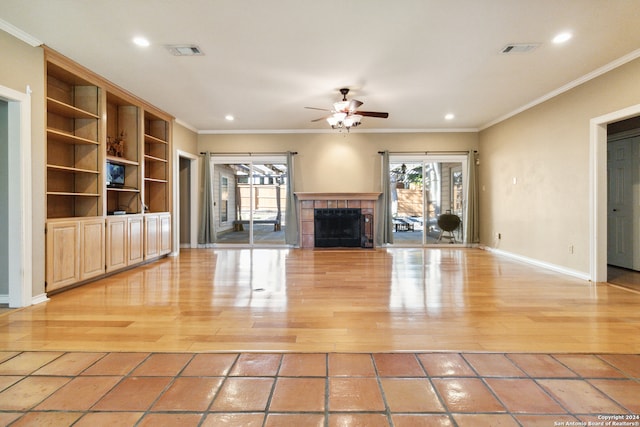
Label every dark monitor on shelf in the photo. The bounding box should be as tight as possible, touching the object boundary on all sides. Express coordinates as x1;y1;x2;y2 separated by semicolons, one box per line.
106;162;125;188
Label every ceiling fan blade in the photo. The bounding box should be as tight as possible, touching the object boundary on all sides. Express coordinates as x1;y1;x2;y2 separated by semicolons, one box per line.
348;99;364;111
311;115;331;122
305;106;331;112
356;111;389;119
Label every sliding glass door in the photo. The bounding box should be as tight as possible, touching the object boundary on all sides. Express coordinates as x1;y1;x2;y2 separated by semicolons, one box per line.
211;156;288;246
389;155;467;245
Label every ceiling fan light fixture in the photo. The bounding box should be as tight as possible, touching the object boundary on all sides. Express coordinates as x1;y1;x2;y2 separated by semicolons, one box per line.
326;116;339;127
333;100;349;112
307;88;388;131
346;114;362;127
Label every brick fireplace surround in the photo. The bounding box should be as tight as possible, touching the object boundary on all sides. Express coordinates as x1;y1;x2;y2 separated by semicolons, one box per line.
295;193;381;248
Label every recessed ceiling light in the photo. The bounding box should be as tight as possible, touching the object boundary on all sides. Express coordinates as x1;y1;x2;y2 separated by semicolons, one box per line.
225;115;235;121
552;32;572;44
133;36;150;47
445;113;455;120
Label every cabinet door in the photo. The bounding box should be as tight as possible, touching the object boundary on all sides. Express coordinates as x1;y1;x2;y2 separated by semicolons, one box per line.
159;214;171;255
106;216;128;272
46;220;80;292
80;218;105;280
128;216;144;265
144;214;159;259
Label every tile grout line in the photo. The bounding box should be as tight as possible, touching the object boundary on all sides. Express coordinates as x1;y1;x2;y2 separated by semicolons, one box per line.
261;353;284;426
0;351;638;425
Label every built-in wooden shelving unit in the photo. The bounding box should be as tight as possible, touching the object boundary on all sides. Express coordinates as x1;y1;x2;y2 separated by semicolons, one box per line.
44;48;173;293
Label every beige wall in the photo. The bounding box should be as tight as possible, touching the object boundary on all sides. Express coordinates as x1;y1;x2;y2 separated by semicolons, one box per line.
173;121;198;155
0;30;46;297
479;57;640;274
198;132;478;193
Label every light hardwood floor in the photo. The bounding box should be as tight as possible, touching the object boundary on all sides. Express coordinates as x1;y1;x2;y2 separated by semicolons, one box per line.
2;248;640;353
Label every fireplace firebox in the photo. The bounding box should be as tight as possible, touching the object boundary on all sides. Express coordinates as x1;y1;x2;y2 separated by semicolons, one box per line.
314;208;362;247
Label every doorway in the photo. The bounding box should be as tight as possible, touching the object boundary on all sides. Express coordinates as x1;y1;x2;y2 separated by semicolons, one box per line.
1;100;8;307
174;150;198;252
606;116;640;291
179;156;191;247
210;155;288;246
591;104;640;284
0;84;33;307
388;154;467;246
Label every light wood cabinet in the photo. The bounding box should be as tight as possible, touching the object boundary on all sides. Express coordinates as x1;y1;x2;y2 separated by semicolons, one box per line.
128;215;144;265
105;216;127;272
44;48;172;294
80;218;105;280
160;213;172;255
144;214;160;260
46;220;80;291
144;213;172;260
46;217;105;292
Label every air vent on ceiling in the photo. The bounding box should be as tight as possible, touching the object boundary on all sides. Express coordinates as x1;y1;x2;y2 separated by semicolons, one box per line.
500;43;540;54
165;44;204;56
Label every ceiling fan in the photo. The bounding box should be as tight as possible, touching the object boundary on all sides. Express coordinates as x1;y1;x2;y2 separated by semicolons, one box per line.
306;88;389;130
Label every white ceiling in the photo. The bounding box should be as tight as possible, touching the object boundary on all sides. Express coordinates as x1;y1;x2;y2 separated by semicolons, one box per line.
1;0;640;133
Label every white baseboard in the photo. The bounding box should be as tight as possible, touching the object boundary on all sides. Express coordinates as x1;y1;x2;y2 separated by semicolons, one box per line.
31;293;49;305
0;293;48;307
481;246;591;282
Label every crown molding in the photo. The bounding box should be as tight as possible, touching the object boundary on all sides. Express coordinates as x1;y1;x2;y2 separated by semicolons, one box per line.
480;48;640;131
0;19;42;47
174;118;198;133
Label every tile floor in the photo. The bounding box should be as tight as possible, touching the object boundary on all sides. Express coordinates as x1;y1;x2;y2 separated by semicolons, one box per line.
0;351;638;426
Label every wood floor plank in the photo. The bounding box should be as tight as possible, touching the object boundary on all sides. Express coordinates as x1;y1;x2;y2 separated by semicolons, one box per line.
1;248;639;353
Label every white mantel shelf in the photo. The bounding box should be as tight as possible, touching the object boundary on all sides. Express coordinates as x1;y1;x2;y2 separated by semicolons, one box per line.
295;192;381;201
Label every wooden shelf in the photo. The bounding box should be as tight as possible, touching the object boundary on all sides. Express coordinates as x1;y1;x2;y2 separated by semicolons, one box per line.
47;191;100;197
107;187;140;193
144;177;168;183
144;154;168;163
106;155;139;166
47;128;99;145
47;97;99;120
47;164;99;174
144;133;167;144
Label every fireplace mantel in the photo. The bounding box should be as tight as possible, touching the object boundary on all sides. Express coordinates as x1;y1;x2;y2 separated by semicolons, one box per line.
295;192;381;201
295;192;380;248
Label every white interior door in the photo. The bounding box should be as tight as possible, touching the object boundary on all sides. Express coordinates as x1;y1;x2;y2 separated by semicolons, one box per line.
607;138;634;269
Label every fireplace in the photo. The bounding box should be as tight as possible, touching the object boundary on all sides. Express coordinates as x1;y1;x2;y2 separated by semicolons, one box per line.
295;192;381;248
314;208;362;247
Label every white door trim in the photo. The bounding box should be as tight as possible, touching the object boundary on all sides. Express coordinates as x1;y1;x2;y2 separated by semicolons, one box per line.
590;103;640;282
0;84;33;307
173;149;199;253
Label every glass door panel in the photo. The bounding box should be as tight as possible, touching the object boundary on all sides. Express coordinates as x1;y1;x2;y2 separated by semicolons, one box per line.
432;161;464;244
215;163;250;244
212;157;287;246
390;161;424;245
249;162;286;245
390;156;466;245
